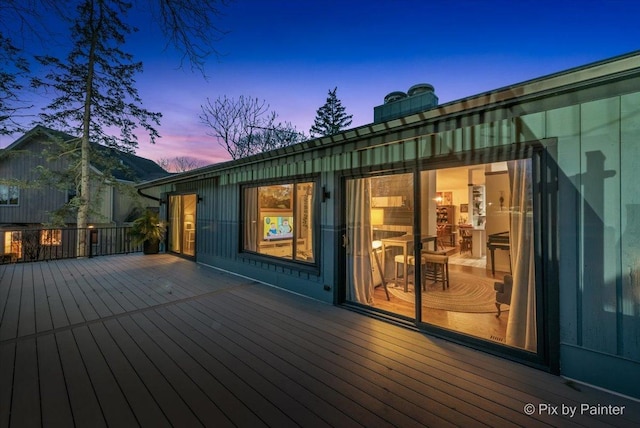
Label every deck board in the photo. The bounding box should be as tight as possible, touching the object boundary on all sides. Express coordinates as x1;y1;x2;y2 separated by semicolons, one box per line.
48;262;91;326
0;254;638;428
87;322;172;428
185;297;458;428
197;291;502;427
155;305;362;428
72;325;140;427
69;260;130;316
0;264;13;325
55;329;107;428
0;342;15;428
162;303;355;428
102;317;204;427
17;264;36;337
0;264;21;341
31;263;53;334
123;313;229;427
10;338;40;427
84;257;150;310
162;303;299;427
36;334;74;427
55;260;102;322
235;284;634;427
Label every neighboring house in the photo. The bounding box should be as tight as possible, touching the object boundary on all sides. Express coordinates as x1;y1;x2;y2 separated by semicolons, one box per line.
0;125;170;260
138;51;640;399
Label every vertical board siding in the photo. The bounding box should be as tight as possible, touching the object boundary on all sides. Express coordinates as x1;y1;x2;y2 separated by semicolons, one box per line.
580;97;621;355
549;105;581;346
620;92;640;360
0;139;68;224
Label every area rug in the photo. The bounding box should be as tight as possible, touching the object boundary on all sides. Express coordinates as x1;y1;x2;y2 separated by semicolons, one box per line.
447;252;487;268
387;271;507;313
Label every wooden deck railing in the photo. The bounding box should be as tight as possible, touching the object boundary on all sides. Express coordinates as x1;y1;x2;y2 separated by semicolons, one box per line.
0;226;142;264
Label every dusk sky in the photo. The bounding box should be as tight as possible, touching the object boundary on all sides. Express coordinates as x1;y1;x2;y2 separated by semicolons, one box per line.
3;0;640;166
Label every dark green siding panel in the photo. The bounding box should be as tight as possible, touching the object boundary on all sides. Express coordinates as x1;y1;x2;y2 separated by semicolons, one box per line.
620;92;640;360
560;344;640;399
549;105;581;347
580;98;621;355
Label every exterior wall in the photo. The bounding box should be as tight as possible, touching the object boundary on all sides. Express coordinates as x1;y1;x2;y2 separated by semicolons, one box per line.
551;92;640;397
0;139;69;225
112;184;144;225
145;58;640;398
1;134;151;227
89;181;113;225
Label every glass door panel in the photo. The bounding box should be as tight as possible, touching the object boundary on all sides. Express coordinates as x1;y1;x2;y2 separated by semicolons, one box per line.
182;194;197;257
419;161;537;353
345;174;416;318
168;194;197;258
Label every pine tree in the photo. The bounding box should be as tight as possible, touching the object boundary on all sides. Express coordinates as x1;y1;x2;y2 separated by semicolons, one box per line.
309;87;353;137
32;0;161;256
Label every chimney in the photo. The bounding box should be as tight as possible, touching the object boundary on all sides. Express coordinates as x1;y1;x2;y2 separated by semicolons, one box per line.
374;83;438;123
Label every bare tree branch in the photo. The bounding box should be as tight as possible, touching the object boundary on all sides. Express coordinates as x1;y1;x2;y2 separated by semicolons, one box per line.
157;155;207;172
149;0;230;75
200;95;307;160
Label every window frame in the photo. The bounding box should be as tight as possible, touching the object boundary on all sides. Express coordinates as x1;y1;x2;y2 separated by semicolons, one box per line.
240;176;320;269
0;185;19;206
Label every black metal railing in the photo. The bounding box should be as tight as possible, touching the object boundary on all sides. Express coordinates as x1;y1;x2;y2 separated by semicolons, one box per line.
1;226;143;264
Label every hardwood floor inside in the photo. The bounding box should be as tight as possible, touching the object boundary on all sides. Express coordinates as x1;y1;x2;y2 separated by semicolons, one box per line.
371;258;511;346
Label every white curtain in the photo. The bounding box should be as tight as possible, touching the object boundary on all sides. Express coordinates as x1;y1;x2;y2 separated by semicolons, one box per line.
244;187;258;252
506;159;537;351
346;178;374;304
169;195;182;253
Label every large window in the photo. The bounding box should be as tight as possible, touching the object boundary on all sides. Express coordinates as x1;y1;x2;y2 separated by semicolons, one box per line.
243;181;316;263
3;231;22;259
0;185;19;205
40;229;62;246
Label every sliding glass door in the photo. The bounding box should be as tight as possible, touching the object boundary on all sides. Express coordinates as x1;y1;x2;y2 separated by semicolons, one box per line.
168;194;197;257
344;173;416;318
343;159;540;353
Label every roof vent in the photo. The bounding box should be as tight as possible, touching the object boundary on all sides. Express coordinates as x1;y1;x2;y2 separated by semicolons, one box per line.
373;82;438;123
384;91;408;104
407;83;434;96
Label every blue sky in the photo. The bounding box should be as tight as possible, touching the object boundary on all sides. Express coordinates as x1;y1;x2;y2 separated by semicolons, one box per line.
3;0;640;164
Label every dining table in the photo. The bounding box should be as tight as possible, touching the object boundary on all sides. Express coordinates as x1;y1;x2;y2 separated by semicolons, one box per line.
380;234;438;292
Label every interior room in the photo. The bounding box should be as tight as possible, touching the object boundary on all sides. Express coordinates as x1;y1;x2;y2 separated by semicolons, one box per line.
353;162;522;348
254;183;315;262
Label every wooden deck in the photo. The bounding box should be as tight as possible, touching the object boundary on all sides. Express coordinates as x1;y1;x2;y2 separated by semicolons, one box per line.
1;254;638;427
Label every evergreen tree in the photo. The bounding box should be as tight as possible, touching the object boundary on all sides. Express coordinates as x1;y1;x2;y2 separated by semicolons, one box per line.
32;0;162;255
309;87;353;137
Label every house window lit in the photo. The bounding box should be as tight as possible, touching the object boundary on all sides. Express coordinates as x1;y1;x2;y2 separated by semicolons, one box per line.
3;231;22;259
243;181;316;263
40;229;62;246
0;185;19;205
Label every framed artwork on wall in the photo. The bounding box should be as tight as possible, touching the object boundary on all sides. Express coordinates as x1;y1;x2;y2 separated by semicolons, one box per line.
437;191;453;206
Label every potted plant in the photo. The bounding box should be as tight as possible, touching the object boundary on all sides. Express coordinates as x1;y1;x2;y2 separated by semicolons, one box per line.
129;209;166;254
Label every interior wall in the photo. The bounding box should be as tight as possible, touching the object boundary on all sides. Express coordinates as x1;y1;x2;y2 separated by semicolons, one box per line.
420;170;437;236
485;171;511;273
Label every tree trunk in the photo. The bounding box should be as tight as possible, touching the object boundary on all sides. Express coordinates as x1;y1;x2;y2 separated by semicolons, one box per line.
77;2;100;257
